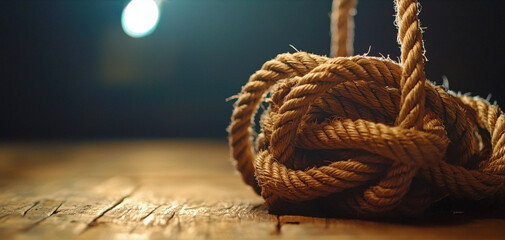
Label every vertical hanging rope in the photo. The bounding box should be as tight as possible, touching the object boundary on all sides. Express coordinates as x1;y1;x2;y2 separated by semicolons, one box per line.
228;0;505;217
395;0;426;130
330;0;357;57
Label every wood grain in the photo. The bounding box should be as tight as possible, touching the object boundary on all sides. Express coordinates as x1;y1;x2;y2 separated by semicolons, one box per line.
0;140;504;240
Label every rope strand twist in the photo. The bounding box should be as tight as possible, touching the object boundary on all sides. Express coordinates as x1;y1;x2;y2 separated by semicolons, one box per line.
228;0;505;216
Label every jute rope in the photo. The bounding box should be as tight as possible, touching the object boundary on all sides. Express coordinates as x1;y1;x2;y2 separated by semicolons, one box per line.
331;0;356;57
228;0;505;216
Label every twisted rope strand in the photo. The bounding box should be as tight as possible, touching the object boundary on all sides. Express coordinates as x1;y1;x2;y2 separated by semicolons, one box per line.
331;0;357;57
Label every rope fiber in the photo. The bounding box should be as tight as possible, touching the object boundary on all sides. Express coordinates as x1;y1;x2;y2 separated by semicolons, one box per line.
228;0;505;217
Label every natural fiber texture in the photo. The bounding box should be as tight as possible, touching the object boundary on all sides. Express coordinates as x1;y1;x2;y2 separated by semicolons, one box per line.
228;0;505;217
331;0;357;57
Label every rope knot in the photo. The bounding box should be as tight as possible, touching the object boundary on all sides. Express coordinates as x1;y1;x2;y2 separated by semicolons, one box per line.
228;0;505;216
258;62;450;169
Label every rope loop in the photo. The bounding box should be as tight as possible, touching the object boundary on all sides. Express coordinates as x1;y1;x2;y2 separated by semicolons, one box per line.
228;0;505;216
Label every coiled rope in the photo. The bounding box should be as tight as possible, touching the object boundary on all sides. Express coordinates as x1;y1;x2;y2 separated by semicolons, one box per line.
228;0;505;216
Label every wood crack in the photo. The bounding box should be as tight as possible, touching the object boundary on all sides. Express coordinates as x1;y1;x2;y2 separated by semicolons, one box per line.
22;200;65;232
80;186;139;234
161;209;176;228
139;205;160;222
22;201;40;217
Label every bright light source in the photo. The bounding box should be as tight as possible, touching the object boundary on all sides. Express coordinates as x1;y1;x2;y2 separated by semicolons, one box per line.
121;0;160;38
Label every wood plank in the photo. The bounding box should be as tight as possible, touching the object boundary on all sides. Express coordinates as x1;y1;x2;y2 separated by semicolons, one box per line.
0;178;84;235
0;140;504;240
0;199;63;233
79;176;275;239
0;177;137;240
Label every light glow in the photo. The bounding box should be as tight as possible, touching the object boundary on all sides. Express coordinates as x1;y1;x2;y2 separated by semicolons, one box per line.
121;0;160;38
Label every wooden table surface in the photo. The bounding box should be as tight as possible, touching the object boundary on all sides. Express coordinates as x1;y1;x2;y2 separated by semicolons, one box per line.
0;140;504;240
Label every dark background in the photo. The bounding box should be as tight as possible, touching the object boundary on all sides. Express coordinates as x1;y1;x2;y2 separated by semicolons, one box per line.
1;0;504;140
